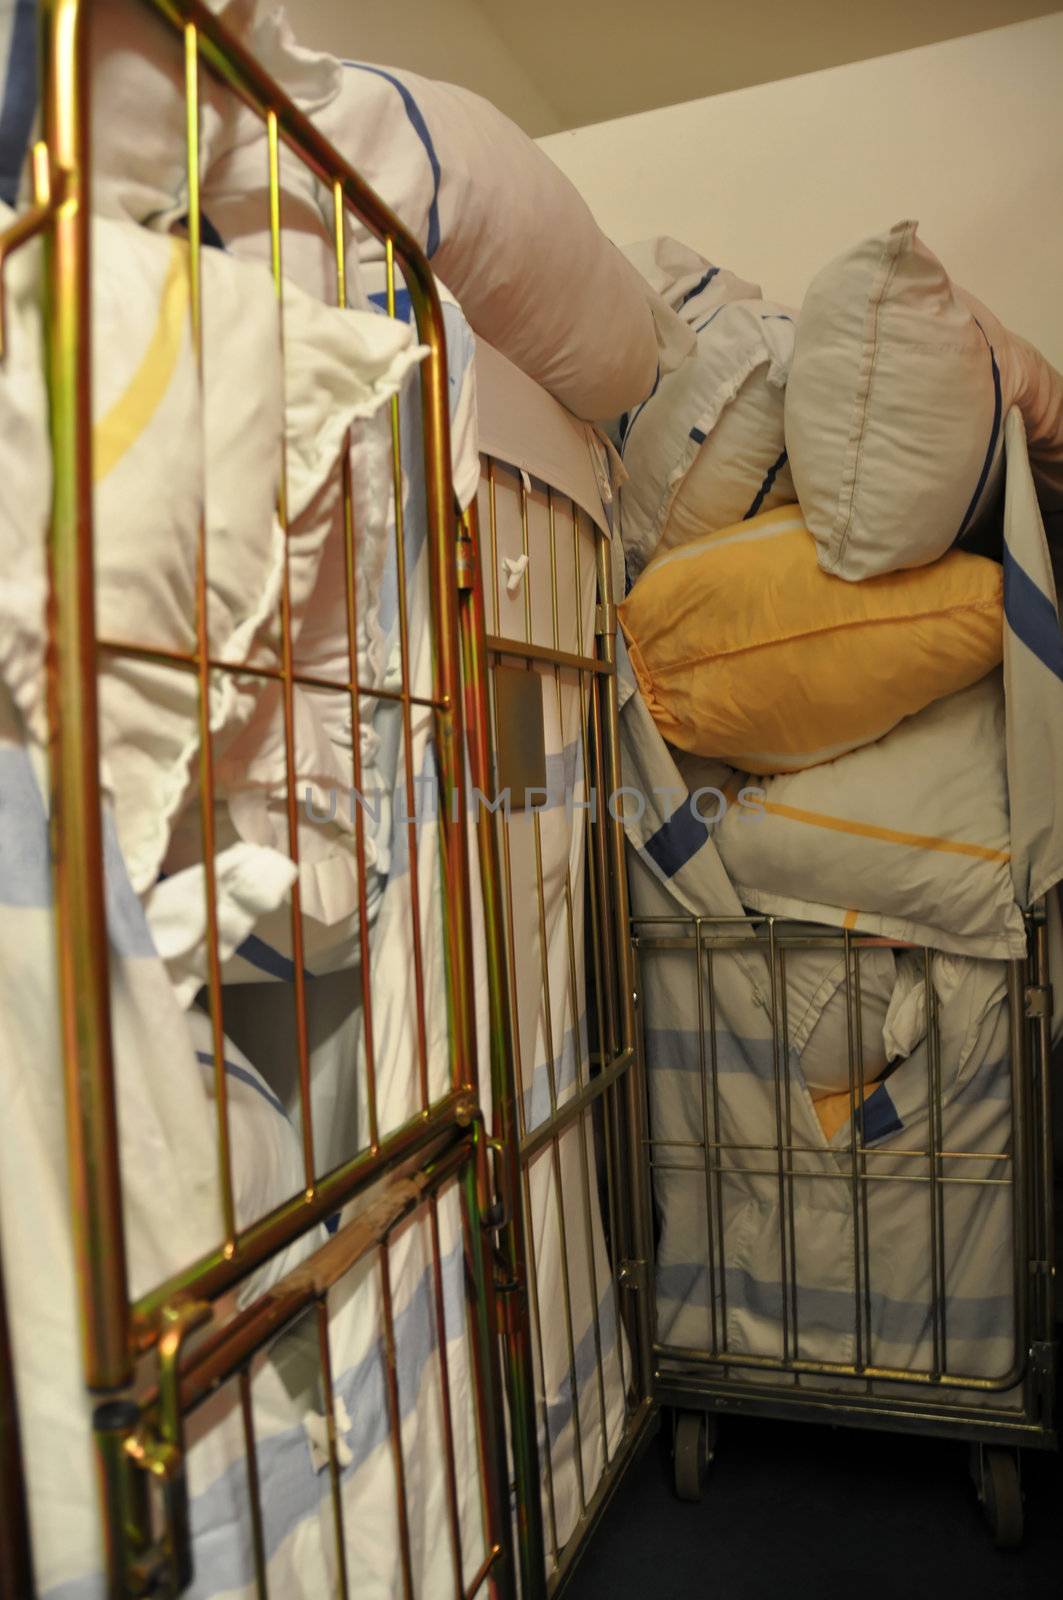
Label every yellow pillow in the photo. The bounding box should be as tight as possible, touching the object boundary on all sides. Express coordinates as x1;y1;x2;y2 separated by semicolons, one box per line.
618;503;1003;773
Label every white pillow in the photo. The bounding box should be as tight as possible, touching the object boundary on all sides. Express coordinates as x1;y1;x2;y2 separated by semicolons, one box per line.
714;672;1026;960
0;213;423;892
200;7;356;305
88;0;254;226
315;60;658;420
620;299;797;577
622;235;761;326
786;220;1063;581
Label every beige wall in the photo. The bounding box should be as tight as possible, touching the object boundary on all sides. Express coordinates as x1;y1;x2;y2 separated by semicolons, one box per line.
537;15;1063;364
279;0;566;133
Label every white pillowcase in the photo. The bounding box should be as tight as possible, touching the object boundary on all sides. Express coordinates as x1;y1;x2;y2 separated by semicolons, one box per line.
200;7;356;305
620;299;797;577
714;672;1026;960
0;212;424;895
786;220;1063;580
88;0;254;226
315;59;658;420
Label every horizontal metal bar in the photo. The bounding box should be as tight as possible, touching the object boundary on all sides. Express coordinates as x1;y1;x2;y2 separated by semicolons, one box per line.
177;1141;473;1414
463;1545;504;1599
652;1371;1051;1448
647;1162;1011;1188
131;1089;476;1344
520;1047;635;1164
654;1340;1026;1394
96;637;446;711
485;634;610;677
646;1137;1011;1164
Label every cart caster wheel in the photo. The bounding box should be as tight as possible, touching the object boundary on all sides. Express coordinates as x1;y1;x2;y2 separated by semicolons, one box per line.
971;1445;1023;1548
673;1410;717;1503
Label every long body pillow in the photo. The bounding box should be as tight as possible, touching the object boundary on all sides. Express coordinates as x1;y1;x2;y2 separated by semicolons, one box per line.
620;298;796;577
786;220;1063;580
714;672;1026;960
618;502;1003;773
315;59;658;420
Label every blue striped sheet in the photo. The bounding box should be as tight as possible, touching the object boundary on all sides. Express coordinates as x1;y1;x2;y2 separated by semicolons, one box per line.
521;1015;588;1132
854;1081;901;1144
194;1049;291;1125
0;0;36;207
743;447;788;520
232;932;316;987
692;306;725;337
956;320;1003;542
542;1277;623;1446
675;265;718;312
617;361;661;460
1003;543;1063;684
0;747;156;959
656;1261;1012;1345
48;1232;619;1600
641;802;710;879
342;62;441;258
645;1026;908;1144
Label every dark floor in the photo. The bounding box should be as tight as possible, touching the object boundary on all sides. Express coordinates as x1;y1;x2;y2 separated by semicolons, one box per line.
567;1414;1063;1600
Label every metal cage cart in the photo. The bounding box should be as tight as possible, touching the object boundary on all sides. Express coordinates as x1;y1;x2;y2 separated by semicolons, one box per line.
630;898;1056;1549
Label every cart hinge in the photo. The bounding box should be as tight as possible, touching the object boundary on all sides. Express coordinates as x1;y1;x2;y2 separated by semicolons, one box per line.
1028;1258;1055;1278
595;601;617;639
617;1258;648;1292
1025;983;1053;1019
1029;1340;1056;1416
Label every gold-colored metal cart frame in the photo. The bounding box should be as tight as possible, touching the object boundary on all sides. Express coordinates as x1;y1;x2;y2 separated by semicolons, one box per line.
2;0;1053;1591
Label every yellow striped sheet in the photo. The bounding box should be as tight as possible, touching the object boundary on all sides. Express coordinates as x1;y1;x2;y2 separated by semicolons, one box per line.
93;238;189;483
761;800;1010;864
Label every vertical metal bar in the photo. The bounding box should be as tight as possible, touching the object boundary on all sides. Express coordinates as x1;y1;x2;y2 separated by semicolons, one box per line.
547;495;609;1465
765;919;791;1365
458;1151;516;1600
427;1199;468;1599
402;254;479;1107
1031;916;1055;1349
778;946;800;1366
379;1243;415;1600
0;1224;36;1600
266;107;316;1191
853;947;874;1373
457;500;547;1599
843;928;865;1373
187;17;238;1246
1006;959;1031;1377
43;0;132;1392
593;530;653;1404
238;1370;270;1600
705;946;728;1356
314;1300;352;1600
695;922;720;1355
333;180;379;1153
385;237;432;1115
922;948;946;1378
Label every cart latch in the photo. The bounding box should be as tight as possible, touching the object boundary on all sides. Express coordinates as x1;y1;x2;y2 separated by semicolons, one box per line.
1024;984;1053;1020
595;602;617;639
618;1258;648;1292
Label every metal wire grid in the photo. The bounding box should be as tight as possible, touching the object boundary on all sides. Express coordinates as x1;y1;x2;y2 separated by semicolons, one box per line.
0;1;517;1593
634;910;1057;1441
459;458;656;1595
